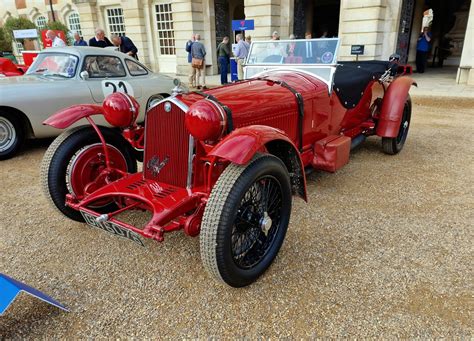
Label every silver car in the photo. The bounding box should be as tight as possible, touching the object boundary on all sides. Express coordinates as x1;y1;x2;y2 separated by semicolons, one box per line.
0;47;177;160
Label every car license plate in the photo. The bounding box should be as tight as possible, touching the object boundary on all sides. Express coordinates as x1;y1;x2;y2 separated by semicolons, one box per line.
80;211;145;247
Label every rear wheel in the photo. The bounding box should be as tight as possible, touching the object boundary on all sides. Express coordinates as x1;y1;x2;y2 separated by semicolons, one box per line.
200;155;292;287
0;111;24;160
382;97;411;155
41;126;137;221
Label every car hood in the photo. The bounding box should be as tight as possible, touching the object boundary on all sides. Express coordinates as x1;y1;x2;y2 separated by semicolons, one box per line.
0;74;69;86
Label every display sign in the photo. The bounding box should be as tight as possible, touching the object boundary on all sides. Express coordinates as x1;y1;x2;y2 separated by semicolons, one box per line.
0;273;69;315
351;45;365;55
231;43;238;55
41;30;67;48
13;29;38;39
232;19;254;31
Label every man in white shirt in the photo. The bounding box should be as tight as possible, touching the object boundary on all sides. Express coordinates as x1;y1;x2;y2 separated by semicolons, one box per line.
234;34;250;80
46;30;66;47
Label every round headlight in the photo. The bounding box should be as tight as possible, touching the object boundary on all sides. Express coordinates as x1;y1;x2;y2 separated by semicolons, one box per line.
185;99;226;141
102;92;140;128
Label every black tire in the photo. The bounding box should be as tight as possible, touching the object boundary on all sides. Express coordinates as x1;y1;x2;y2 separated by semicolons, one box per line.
0;111;25;160
382;96;412;155
40;126;137;222
200;154;292;287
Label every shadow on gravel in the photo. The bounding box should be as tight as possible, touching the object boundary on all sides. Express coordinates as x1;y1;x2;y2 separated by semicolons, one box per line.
15;138;55;159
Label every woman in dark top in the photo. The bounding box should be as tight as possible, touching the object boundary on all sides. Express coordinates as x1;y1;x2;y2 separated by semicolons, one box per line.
217;36;231;85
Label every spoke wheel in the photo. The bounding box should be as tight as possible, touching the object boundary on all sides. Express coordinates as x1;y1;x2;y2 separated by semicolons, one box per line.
200;154;292;287
232;175;283;269
382;96;411;155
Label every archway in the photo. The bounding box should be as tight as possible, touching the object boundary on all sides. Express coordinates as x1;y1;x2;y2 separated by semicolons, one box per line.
399;0;471;72
214;0;245;45
294;0;341;39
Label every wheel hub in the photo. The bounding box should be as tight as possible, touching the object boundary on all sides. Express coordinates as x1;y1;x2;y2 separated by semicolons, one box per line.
259;212;272;236
0;117;16;152
66;143;127;205
403;120;408;129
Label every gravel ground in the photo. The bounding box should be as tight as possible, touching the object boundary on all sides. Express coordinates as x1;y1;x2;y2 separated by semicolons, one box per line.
0;97;473;338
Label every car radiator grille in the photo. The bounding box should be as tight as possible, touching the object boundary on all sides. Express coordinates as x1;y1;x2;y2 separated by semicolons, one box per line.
143;100;190;188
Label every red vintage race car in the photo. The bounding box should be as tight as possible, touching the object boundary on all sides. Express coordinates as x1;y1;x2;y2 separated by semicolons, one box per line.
0;57;28;77
41;39;415;287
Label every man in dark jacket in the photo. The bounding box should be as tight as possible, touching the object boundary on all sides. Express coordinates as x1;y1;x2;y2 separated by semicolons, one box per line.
217;36;231;84
111;34;139;59
186;34;195;87
89;28;113;48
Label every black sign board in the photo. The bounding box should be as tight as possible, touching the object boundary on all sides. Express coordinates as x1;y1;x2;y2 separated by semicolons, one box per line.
351;45;365;55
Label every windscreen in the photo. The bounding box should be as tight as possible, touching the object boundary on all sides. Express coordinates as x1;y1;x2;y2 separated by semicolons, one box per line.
246;38;339;65
26;53;78;78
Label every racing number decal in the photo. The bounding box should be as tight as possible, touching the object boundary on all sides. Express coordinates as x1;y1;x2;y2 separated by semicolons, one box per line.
101;80;134;97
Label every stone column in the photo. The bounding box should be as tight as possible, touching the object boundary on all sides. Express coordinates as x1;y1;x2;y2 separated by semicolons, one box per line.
457;3;474;85
338;0;388;61
121;0;150;65
173;0;204;75
244;0;281;41
72;0;99;41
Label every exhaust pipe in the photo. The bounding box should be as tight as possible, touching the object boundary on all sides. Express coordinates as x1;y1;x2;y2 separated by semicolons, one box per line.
351;134;366;150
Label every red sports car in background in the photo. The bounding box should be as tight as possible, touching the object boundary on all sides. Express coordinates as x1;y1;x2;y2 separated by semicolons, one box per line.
41;38;416;287
0;57;28;77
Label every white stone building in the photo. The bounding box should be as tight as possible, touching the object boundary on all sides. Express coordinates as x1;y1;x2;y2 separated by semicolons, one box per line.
1;0;473;84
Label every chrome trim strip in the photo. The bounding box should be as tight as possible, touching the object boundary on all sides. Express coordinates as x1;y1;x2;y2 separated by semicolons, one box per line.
186;135;194;189
146;94;190;113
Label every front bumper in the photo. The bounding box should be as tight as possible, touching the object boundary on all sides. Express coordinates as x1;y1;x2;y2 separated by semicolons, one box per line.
66;173;206;242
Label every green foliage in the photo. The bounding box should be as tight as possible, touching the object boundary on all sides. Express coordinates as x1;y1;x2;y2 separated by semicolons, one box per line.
44;21;72;45
0;27;12;52
3;17;36;45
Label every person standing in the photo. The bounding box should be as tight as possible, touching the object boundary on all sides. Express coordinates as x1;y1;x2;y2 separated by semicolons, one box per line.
46;30;66;47
73;32;87;46
234;33;250;80
186;34;196;87
89;28;113;48
416;27;432;73
111;34;138;59
217;36;231;85
191;34;207;89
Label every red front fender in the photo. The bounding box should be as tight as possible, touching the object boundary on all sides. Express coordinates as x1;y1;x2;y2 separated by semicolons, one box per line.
43;104;104;129
208;125;295;165
208;125;307;200
376;76;416;138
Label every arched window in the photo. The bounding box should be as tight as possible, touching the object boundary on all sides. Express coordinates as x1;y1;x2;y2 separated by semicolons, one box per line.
67;11;82;36
35;15;47;31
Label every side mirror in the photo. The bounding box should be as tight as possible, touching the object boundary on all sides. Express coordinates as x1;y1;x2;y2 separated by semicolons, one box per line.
80;71;89;80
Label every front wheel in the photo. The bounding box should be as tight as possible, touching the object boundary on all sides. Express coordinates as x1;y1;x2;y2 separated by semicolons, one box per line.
0;111;25;160
382;96;412;155
40;126;137;222
200;155;292;287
